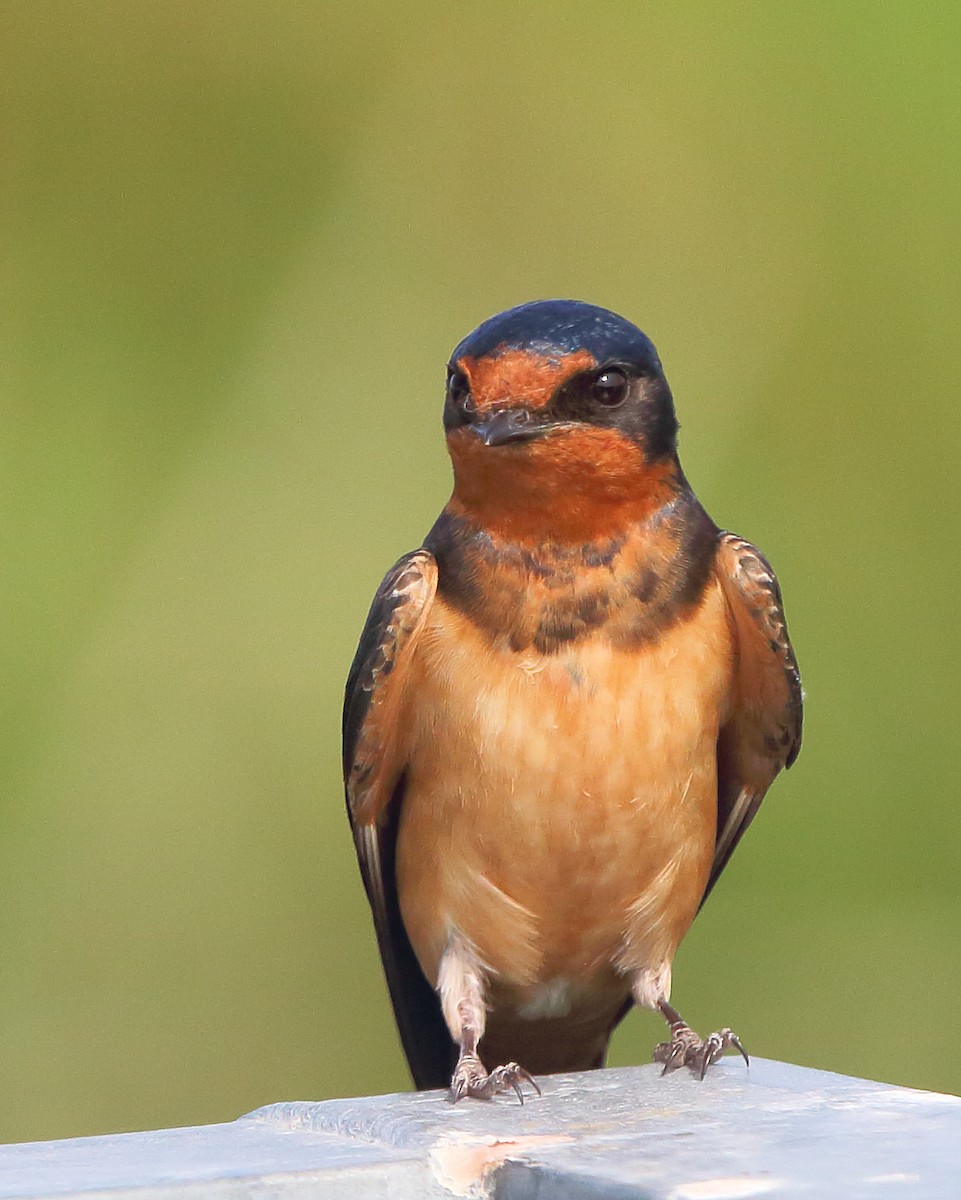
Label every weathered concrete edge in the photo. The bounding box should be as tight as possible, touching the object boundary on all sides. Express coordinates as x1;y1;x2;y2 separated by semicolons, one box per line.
2;1059;961;1200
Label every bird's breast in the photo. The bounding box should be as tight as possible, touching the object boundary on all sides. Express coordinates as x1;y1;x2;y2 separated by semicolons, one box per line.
395;575;735;1003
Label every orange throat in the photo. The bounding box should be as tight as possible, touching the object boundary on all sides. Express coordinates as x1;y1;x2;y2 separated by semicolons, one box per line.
447;425;679;545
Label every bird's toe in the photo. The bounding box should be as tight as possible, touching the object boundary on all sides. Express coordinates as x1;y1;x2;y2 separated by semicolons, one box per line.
653;1023;749;1078
448;1056;540;1104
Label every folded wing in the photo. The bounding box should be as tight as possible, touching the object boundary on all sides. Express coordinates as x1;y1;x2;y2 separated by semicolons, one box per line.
343;550;456;1087
705;533;802;903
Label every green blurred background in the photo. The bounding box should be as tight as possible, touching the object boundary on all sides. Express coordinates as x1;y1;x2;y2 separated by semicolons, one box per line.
2;1;960;1145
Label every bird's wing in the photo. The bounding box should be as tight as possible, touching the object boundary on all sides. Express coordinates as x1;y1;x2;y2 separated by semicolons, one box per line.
343;550;455;1088
703;533;802;904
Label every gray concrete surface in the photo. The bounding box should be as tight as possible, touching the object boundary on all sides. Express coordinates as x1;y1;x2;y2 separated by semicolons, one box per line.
2;1058;959;1198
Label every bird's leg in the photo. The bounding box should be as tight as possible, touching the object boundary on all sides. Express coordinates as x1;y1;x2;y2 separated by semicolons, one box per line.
438;936;540;1104
447;1001;540;1104
652;998;749;1079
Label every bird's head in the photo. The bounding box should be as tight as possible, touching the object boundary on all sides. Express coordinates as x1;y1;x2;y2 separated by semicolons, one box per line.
443;300;681;543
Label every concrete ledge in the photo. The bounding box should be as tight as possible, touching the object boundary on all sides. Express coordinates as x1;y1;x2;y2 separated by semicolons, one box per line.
2;1059;960;1199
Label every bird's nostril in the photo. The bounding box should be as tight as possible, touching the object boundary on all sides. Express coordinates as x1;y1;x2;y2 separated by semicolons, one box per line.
513;410;531;425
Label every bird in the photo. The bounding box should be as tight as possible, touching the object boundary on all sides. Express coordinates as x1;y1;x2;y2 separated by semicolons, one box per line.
343;299;802;1103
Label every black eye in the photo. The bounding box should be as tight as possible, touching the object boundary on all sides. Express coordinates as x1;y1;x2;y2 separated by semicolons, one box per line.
589;368;630;407
446;369;473;411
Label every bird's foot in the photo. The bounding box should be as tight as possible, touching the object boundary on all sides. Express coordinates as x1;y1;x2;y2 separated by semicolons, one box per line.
653;1023;749;1080
449;1054;541;1104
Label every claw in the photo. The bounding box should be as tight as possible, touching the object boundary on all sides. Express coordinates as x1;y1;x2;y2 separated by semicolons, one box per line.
697;1031;721;1079
653;1019;749;1080
516;1065;541;1097
730;1032;750;1068
490;1062;541;1105
449;1058;540;1104
658;1037;688;1075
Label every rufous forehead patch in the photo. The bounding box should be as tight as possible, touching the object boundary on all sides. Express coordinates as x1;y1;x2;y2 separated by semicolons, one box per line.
458;348;597;412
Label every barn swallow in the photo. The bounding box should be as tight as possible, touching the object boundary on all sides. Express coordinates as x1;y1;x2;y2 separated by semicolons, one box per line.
343;300;802;1102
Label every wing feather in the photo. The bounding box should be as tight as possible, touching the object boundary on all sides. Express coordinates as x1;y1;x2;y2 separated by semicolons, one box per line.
343;550;456;1088
703;533;802;903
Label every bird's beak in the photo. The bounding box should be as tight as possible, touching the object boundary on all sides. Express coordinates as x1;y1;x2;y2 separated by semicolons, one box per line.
469;409;553;447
